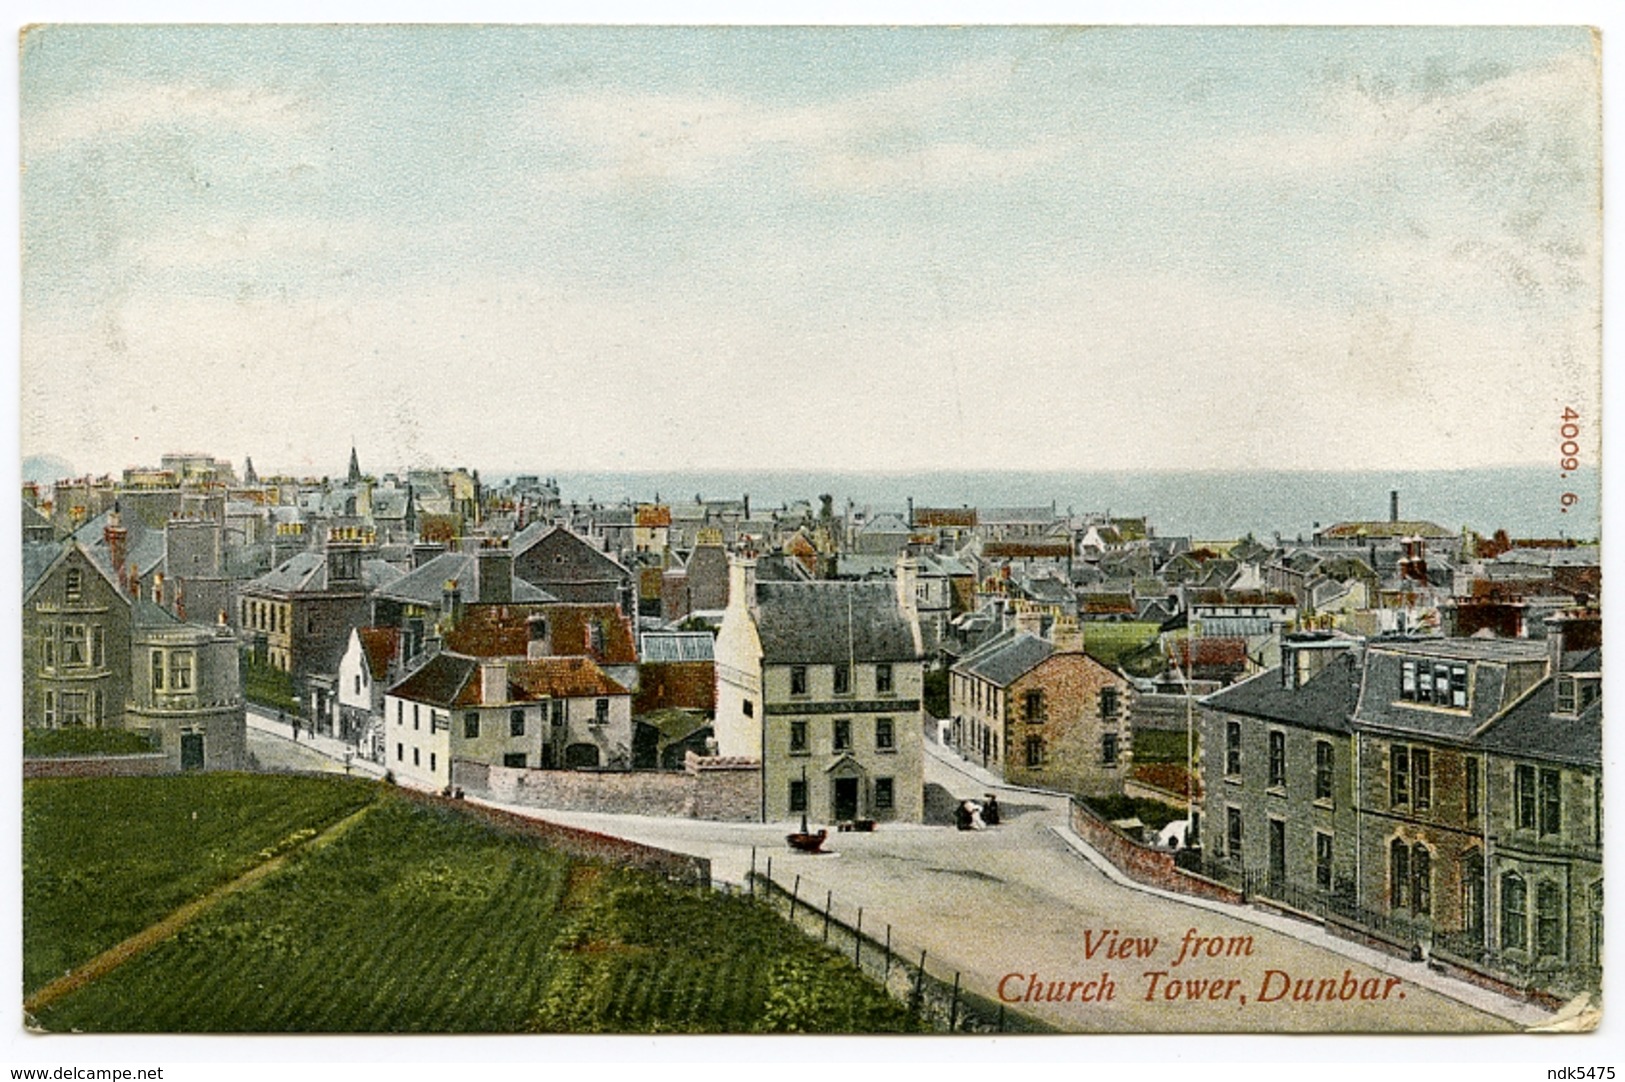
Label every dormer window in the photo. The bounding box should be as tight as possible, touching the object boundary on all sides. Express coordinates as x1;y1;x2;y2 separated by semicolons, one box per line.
1556;675;1599;715
1400;660;1467;707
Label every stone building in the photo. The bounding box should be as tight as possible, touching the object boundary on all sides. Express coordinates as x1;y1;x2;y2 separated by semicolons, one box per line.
126;605;246;770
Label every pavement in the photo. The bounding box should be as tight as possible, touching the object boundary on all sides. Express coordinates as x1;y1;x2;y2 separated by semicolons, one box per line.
245;706;386;778
242;717;1557;1033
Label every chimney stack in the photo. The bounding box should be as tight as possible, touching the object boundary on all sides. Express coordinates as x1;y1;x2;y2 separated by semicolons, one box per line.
727;554;757;612
1390;490;1400;524
104;506;129;592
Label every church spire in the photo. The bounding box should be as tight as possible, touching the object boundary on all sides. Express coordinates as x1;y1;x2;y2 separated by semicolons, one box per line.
347;445;362;484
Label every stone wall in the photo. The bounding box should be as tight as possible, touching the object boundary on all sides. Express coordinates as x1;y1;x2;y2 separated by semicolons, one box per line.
454;752;760;822
23;753;170;780
1069;798;1242;905
396;787;710;886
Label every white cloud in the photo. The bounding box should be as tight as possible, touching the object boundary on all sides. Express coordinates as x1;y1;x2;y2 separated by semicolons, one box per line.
529;59;1051;193
24;79;316;161
124;216;383;273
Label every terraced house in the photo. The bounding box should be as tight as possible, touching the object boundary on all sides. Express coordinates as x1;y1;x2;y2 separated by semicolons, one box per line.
715;553;925;824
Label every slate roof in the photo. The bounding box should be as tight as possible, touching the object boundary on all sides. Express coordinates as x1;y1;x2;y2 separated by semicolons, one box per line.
1352;639;1549;741
640;631;716;663
389;652;477;707
1200;651;1362;734
952;631;1054;687
376;552;557;606
22;540;63;594
754;580;918;664
132;598;184;628
1477;681;1601;768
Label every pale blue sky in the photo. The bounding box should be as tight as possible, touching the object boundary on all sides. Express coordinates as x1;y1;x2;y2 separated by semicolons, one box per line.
20;24;1601;476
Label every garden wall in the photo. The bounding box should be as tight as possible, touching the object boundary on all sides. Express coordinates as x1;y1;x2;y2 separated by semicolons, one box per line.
23;754;170;780
454;752;760;822
1068;798;1241;905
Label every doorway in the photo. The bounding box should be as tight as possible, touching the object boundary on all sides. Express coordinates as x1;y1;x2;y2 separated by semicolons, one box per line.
181;732;204;771
833;777;860;821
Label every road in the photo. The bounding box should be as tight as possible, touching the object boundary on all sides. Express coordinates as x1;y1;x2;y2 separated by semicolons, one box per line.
473;742;1545;1034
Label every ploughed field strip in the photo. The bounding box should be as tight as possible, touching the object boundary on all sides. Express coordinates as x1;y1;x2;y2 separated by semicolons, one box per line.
26;779;916;1033
23;773;378;996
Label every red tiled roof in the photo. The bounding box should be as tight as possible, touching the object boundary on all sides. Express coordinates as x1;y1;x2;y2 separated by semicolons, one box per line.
545;603;638;665
984;541;1072;559
357;626;401;680
914;508;978;528
635;504;673;528
1173;637;1249;667
510;656;629;699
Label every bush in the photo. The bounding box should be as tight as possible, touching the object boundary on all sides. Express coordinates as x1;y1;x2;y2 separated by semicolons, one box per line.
23;728;157;758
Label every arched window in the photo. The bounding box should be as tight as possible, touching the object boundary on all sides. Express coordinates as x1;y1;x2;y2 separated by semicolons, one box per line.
1462;850;1485;941
1390;839;1410;911
563;743;601;769
1501;872;1528;952
1411;844;1431;917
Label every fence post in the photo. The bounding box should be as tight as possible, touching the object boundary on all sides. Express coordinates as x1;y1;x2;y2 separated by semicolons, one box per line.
884;924;892;980
949;971;961;1032
855;907;863;967
750;846;757;896
765;855;772;896
910;949;927;1018
790;874;801;921
823;890;833;943
998;1002;1005;1034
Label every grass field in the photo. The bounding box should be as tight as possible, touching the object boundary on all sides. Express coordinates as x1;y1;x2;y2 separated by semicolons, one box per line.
1080;621;1162;671
1132;728;1198;764
23;773;377;995
23;727;158;758
28;782;919;1034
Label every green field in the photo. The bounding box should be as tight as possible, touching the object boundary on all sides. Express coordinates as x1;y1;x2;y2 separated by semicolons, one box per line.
1132;728;1198;764
1080;622;1162;670
23;773;377;995
23;727;158;758
27;780;919;1034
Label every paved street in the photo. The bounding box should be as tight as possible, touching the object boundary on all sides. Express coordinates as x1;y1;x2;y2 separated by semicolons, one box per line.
468;741;1549;1034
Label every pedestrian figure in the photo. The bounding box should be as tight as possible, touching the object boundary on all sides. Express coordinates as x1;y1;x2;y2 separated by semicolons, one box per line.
984;794;1001;826
956;800;973;831
968;800;986;831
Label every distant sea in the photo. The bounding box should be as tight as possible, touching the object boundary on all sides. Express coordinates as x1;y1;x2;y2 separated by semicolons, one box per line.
524;467;1601;543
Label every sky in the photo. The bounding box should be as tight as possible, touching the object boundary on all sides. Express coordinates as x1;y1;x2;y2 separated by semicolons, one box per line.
18;23;1603;478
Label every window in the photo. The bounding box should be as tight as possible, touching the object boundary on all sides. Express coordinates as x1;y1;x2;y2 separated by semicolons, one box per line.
1401;660;1417;699
789;720;808;754
1390;745;1410;806
1225;722;1241;776
64;568;82;603
551;700;566;725
875;717;894;751
1099;686;1120;721
1025;735;1045;769
62;625;87;667
875;777;895;810
1226;806;1243;858
430;753;436;774
355;674;363;695
413;704;421;730
1413;748;1431;811
90;626;104;668
1024;690;1046;723
1315;740;1334;803
464;712;480;739
397;742;403;762
834;664;851;696
595;699;610;726
1536;881;1564;959
41;629;54;670
1412;845;1431;917
1466;757;1480;820
743;700;754;718
789;779;808;813
1315;832;1333;891
790;666;808;696
397;701;403;725
876;663;893;694
151;649;165;690
1268;731;1286;789
833;719;852;752
1400;660;1467;706
1390;840;1410;911
413;748;420;767
504;753;527;768
1101;732;1119;766
1515;764;1537;829
511;710;526;737
1540;769;1562;835
1556;676;1577;714
1501;873;1528;951
170;652;193;692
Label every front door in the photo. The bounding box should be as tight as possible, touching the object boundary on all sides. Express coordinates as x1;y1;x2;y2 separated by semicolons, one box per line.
180;732;204;771
1268;819;1286;886
833;777;860;821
